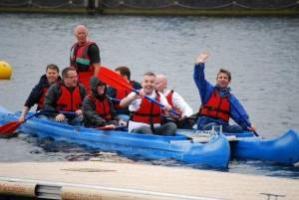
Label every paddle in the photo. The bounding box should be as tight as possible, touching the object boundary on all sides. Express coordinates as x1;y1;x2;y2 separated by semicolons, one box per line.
97;66;180;117
0;110;77;137
0;112;40;137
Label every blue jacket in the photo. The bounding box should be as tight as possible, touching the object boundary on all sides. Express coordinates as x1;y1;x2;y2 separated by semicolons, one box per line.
193;63;251;130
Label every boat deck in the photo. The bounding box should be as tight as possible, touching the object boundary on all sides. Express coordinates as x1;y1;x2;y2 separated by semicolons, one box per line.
0;161;298;200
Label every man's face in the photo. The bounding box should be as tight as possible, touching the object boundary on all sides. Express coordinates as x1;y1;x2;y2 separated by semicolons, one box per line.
75;27;88;44
155;77;167;92
142;75;156;95
216;72;230;88
46;68;59;84
64;70;78;88
96;84;106;95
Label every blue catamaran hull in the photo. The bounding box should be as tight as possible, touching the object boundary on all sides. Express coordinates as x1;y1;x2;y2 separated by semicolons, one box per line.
0;107;230;169
1;106;298;167
231;129;299;165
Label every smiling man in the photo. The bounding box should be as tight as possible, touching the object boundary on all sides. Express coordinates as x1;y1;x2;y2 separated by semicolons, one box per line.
120;72;177;135
194;52;255;133
18;64;61;123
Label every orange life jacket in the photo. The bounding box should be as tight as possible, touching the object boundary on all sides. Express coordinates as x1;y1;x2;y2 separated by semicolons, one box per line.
57;84;83;112
70;41;96;92
37;87;48;110
89;95;112;121
131;92;162;124
199;90;230;122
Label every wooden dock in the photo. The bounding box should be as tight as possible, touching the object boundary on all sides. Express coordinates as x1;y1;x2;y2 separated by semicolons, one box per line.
0;161;298;199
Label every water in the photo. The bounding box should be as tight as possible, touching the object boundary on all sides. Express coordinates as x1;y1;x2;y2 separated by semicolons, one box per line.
0;14;299;178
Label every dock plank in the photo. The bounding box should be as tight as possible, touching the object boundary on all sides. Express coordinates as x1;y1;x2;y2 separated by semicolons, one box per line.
0;161;298;200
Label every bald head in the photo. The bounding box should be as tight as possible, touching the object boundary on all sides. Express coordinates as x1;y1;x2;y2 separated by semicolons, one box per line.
74;25;88;44
155;74;168;92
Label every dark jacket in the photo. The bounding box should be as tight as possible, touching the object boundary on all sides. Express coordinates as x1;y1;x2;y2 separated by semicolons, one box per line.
83;77;118;127
24;74;61;110
44;82;86;117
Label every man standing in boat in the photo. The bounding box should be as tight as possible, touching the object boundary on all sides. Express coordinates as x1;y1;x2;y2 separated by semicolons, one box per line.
194;52;256;133
70;25;101;92
120;72;177;135
44;67;86;125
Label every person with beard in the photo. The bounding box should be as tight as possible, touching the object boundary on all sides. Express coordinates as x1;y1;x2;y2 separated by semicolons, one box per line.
194;52;256;133
82;77;119;129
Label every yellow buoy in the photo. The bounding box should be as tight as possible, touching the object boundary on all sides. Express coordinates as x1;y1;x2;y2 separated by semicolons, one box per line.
0;61;13;79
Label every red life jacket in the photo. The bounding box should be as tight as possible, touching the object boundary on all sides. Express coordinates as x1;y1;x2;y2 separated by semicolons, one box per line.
37;87;48;110
89;95;112;121
199;90;230;122
56;84;83;112
166;90;182;117
70;41;96;92
131;92;162;124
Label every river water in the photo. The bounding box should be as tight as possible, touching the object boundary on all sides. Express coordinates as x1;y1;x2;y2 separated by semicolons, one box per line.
0;14;299;178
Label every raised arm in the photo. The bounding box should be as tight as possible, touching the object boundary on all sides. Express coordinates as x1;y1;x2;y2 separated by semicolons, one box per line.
193;53;214;104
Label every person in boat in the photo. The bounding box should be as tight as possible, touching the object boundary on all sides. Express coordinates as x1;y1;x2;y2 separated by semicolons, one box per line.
119;72;177;135
107;66;142;120
18;64;61;123
44;67;86;125
155;74;194;129
70;24;101;92
83;76;120;129
194;52;256;133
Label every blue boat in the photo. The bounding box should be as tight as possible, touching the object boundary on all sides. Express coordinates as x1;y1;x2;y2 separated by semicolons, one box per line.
231;130;299;166
1;106;298;167
180;128;299;166
0;106;230;169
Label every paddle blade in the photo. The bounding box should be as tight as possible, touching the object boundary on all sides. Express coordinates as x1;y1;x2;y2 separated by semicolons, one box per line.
97;66;133;91
0;121;21;137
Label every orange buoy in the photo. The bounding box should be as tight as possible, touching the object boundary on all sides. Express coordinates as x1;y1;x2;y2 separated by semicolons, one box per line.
0;61;12;79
